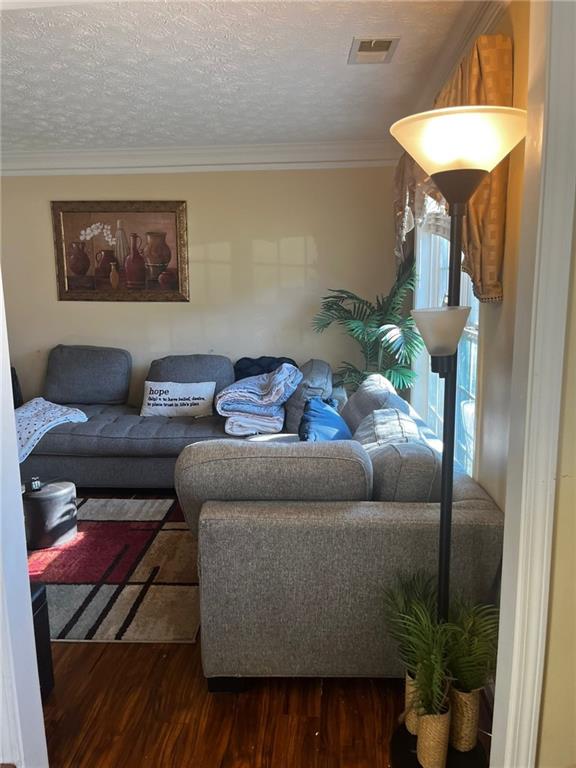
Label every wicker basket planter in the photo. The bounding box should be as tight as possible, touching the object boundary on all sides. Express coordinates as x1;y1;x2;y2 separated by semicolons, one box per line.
450;688;480;751
404;672;419;735
416;708;451;768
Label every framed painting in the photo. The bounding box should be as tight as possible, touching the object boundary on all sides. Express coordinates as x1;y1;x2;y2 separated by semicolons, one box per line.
51;200;189;301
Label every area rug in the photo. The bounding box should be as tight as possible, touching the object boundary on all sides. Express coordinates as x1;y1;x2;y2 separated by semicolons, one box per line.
28;497;200;643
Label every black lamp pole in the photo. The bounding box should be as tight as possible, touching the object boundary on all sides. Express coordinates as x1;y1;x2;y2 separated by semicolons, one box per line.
435;201;464;622
429;171;487;623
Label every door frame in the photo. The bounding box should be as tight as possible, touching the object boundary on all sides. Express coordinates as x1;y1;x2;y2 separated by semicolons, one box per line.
0;267;49;767
490;1;576;766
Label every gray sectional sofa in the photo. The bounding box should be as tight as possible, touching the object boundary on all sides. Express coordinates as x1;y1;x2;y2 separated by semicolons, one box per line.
21;342;503;682
20;344;334;488
174;376;504;682
21;344;240;487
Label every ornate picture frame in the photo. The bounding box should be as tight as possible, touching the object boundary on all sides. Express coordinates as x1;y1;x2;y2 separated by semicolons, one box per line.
52;200;189;302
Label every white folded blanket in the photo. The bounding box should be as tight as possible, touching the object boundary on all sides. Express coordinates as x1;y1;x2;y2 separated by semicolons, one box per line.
15;397;87;462
224;409;285;437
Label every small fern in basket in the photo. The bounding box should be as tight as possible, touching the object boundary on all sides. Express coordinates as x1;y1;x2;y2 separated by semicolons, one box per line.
384;571;437;677
447;602;499;693
395;602;452;716
312;255;423;391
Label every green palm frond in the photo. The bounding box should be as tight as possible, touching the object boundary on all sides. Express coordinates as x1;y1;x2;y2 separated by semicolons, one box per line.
378;320;424;366
312;290;376;333
384;572;437;676
382;366;419;391
394;602;452;715
447;602;499;692
312;256;422;391
334;362;369;390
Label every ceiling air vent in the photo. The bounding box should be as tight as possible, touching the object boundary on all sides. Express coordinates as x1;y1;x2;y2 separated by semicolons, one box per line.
348;37;399;65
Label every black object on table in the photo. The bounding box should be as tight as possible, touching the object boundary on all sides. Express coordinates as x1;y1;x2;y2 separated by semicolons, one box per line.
389;725;487;767
30;582;54;702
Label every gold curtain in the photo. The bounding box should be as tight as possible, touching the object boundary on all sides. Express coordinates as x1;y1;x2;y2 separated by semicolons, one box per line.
394;34;514;302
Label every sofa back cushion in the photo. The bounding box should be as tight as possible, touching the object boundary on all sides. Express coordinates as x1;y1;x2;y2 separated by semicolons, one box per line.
285;359;333;433
354;408;442;502
175;439;373;531
44;345;132;405
146;354;234;395
340;374;398;432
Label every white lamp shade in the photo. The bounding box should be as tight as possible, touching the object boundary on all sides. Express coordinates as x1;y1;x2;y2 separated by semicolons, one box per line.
412;307;471;356
390;106;527;176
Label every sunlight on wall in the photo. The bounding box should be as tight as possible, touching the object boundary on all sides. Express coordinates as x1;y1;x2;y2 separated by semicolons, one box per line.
1;167;396;403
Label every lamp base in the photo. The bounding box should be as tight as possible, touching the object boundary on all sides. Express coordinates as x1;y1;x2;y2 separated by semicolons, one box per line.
431;354;456;377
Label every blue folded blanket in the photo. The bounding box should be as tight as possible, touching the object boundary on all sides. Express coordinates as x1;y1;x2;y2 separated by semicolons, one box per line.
216;363;303;418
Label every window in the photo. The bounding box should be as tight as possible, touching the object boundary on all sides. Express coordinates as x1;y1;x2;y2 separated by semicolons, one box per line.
412;211;480;475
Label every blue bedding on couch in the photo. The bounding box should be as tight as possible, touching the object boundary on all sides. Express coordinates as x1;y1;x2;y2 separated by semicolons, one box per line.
299;397;353;442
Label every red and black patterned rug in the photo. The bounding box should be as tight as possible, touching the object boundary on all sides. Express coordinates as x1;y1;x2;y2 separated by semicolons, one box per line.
28;497;199;643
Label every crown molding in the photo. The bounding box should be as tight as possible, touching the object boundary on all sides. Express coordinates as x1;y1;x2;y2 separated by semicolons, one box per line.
0;140;400;176
414;0;508;112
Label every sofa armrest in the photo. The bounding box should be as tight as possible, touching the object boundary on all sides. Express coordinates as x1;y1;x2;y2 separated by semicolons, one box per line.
175;439;373;533
198;498;503;678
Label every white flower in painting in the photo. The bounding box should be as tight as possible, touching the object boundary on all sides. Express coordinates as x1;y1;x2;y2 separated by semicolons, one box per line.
78;221;115;245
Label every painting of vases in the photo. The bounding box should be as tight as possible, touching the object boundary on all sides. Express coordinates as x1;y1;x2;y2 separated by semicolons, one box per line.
52;201;188;302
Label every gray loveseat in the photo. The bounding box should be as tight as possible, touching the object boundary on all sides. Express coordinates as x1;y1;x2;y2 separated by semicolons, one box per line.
20;344;334;488
175;376;504;681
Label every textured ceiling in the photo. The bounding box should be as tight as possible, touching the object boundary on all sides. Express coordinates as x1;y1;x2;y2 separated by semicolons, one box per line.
1;1;480;155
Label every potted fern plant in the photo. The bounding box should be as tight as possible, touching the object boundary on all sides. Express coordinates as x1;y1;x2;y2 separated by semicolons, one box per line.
384;572;437;735
397;602;452;768
447;602;499;751
312;255;423;391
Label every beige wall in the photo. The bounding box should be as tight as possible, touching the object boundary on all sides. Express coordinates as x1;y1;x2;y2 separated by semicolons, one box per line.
1;167;396;403
475;0;530;508
537;206;576;768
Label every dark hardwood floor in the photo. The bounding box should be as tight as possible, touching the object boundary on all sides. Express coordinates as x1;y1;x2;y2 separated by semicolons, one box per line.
44;641;404;768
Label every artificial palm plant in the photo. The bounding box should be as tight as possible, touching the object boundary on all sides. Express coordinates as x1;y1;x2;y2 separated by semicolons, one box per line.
395;602;453;768
447;602;499;751
384;572;437;736
384;571;437;676
312;255;423;391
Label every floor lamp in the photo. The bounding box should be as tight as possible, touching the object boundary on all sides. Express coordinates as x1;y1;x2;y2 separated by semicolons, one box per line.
390;106;527;622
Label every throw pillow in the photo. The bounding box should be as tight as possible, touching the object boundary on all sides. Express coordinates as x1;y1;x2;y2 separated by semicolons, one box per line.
353;408;420;449
299;397;353;442
340;374;398;432
140;380;216;418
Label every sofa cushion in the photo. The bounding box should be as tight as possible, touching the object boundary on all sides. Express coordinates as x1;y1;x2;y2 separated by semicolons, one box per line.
176;439;373;514
285;359;333;433
146;354;234;395
43;345;132;405
299;398;352;442
340;374;398;432
353;408;420;447
31;404;230;458
354;408;442;502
